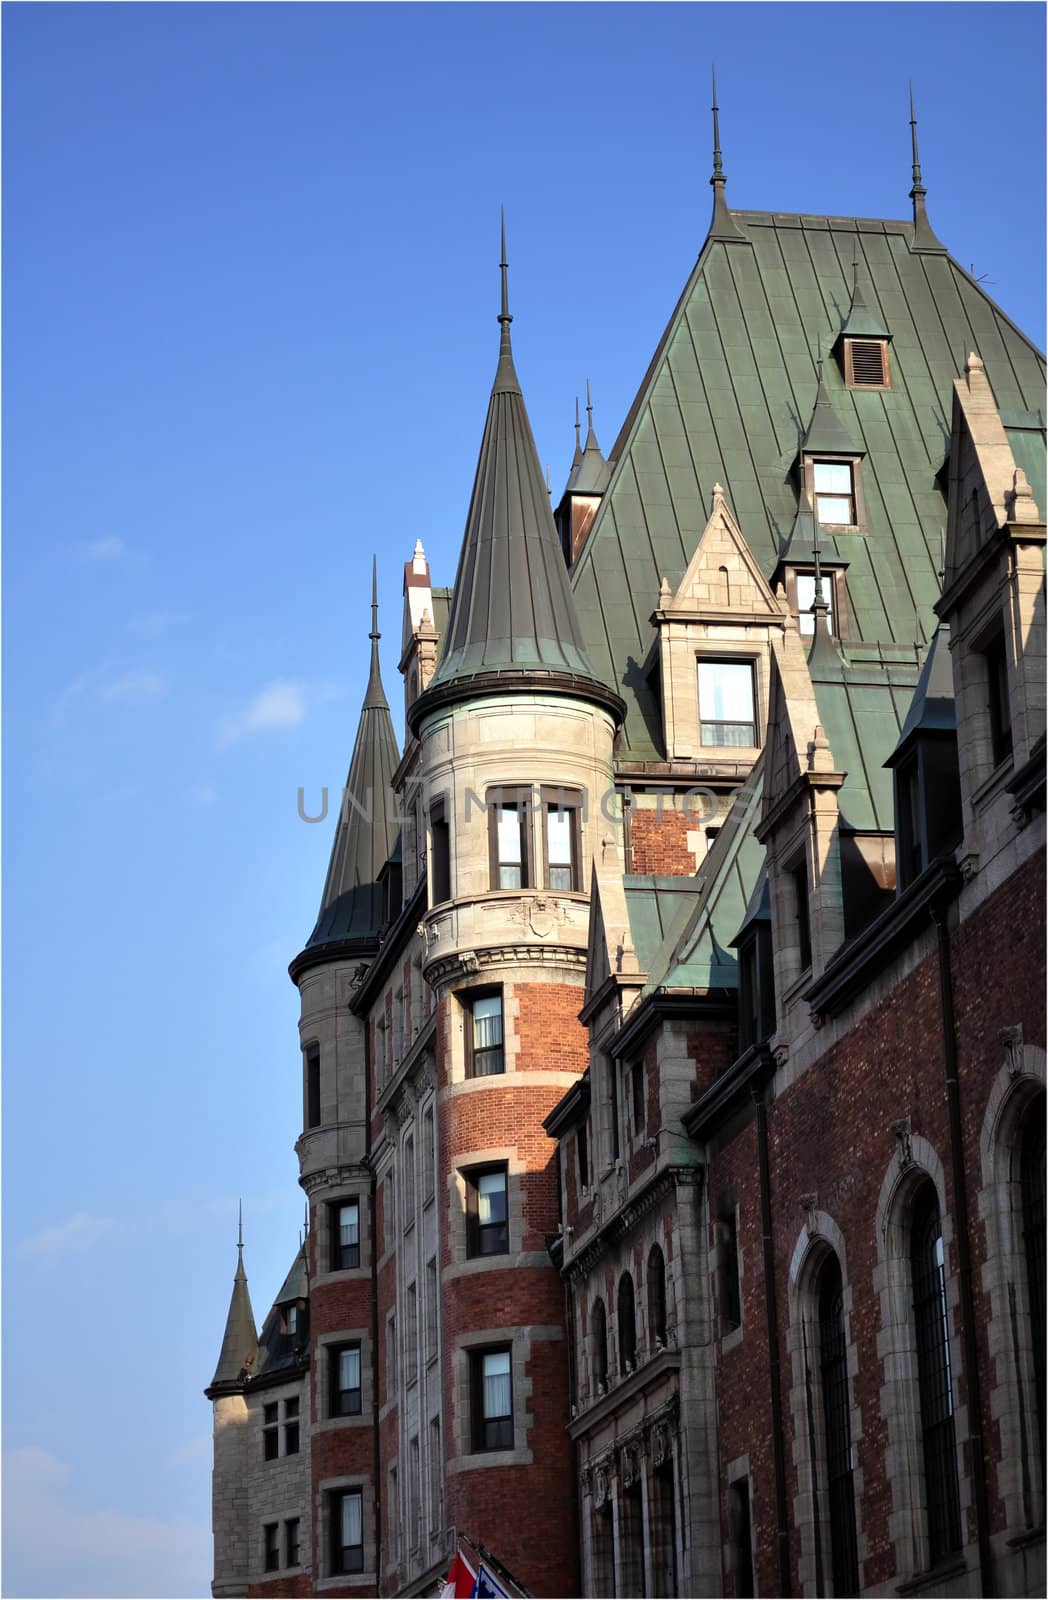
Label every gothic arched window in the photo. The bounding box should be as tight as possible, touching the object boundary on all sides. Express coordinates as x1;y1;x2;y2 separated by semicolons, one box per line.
1021;1108;1046;1474
647;1245;667;1347
817;1253;859;1595
618;1273;637;1375
910;1183;962;1565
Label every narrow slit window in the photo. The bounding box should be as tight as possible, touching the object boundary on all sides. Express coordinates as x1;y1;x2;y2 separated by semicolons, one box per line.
543;797;581;891
331;1343;362;1416
331;1199;360;1271
333;1489;364;1574
469;992;504;1077
473;1348;513;1451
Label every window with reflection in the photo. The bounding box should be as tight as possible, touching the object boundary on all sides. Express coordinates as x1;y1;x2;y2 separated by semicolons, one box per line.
472;1348;513;1451
468;992;504;1078
697;660;757;748
910;1184;962;1565
813;460;856;525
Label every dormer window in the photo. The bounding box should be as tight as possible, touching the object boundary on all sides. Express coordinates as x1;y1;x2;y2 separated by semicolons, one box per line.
794;571;836;637
843;337;890;389
697;659;757;749
812;461;856;526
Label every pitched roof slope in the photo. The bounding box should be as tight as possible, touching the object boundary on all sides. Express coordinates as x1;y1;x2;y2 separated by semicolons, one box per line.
571;210;1045;758
210;1245;258;1390
416;232;621;721
302;572;400;954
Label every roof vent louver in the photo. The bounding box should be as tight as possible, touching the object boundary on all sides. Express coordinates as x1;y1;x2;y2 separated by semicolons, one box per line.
845;338;889;389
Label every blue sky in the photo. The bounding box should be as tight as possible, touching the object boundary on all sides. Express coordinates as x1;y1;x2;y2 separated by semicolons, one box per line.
2;3;1043;1595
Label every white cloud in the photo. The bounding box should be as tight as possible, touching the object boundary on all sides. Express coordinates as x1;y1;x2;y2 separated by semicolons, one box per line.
2;1447;209;1598
217;678;309;745
19;1212;115;1260
52;666;169;722
79;535;127;561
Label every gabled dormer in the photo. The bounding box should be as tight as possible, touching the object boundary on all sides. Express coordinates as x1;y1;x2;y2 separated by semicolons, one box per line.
652;483;783;761
832;255;892;390
555;385;612;569
884;626;962;891
936;353;1046;874
794;363;867;535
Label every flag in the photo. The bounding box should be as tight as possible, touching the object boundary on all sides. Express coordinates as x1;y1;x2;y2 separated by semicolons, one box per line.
472;1563;510;1599
440;1550;477;1599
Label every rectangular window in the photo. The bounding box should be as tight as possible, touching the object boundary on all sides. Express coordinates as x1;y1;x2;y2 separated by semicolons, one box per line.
542;793;581;891
405;1283;418;1384
719;1201;742;1335
698;660;757;748
631;1060;645;1138
264;1522;280;1573
791;860;812;974
332;1489;364;1575
305;1044;321;1129
284;1303;300;1338
425;1258;438;1359
331;1343;362;1416
283;1395;299;1456
285;1517;300;1569
403;1135;416;1223
985;630;1013;767
795;571;835;637
387;1313;397;1392
388;1464;399;1561
422;1107;436;1202
466;1167;509;1258
384;1172;395;1248
472;1347;513;1452
468;992;504;1078
609;1056;621;1161
431;800;451;904
813;459;856;525
429;1416;442;1531
577;1120;589;1190
330;1199;360;1271
729;1478;755;1597
409;1435;420;1550
263;1402;279;1461
488;789;530;889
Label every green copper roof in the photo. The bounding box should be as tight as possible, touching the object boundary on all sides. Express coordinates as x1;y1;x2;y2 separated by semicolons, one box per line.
421;231;614;707
623;875;702;972
886;625;956;766
302;573;400;953
570;210;1046;759
210;1245;258;1389
801;364;864;457
838;256;892;341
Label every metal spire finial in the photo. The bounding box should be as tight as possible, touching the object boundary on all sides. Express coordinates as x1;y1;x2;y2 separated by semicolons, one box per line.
586;378;594;429
370;555;380;642
237;1199;244;1252
909;82;925;199
711;66;723;181
498;207;511;327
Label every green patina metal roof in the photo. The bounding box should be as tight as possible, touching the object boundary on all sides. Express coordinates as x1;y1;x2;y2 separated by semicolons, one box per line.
808;653;920;831
571;209;1046;760
886;625;956;766
838;256;892;341
644;764;766;993
623;875;704;972
302;573;400;953
1005;420;1047;522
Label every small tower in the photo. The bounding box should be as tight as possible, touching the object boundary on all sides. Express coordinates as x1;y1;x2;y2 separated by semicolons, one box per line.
406;219;625;1599
554;381;611;567
205;1216;258;1597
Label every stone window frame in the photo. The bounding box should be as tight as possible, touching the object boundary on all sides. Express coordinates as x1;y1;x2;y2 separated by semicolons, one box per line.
316;1474;373;1589
873;1135;971;1583
447;1324;539;1473
316;1186;370;1285
695;649;763;756
303;1039;322;1130
977;1039;1047;1535
786;1211;866;1597
313;1326;371;1432
428;1413;444;1538
257;1506;305;1580
260;1387;301;1461
723;1455;756;1599
713;1186;744;1353
802;452;868;532
445;1145;527;1278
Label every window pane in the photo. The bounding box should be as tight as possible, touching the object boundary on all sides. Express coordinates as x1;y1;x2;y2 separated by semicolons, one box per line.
341;1492;363;1547
546;808;572;865
813;461;852;494
816;494;853;524
482;1351;512;1418
340;1347;361;1391
796;574;834;636
698;662;754;723
473;995;502;1049
340;1203;359;1247
497;806;521;864
478;1171;506;1224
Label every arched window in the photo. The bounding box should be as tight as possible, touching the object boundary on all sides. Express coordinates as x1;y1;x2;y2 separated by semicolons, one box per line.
1021;1108;1046;1473
618;1273;637;1375
910;1183;962;1565
592;1299;608;1391
647;1245;667;1347
817;1253;859;1595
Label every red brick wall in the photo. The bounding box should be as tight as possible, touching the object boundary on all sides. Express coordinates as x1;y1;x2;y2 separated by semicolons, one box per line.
630;809;699;875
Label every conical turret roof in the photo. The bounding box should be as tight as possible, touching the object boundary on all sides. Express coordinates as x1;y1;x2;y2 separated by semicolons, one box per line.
209;1242;258;1391
565;381;611;496
410;223;624;733
297;566;400;965
801;364;864;459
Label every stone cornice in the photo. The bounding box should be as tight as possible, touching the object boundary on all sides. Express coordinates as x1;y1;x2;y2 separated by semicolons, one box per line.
564;1163;702;1280
572;1372;681;1443
681;1041;774;1142
423;942;587;991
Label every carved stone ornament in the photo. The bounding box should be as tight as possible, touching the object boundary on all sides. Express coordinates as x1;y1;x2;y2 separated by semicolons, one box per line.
958;850;979;883
891;1117;913;1171
800;1192;819;1237
593;1464;610;1509
528;897;557;939
350;962;369;990
1000;1024;1025;1078
652;1422;673;1469
622;1442;642;1489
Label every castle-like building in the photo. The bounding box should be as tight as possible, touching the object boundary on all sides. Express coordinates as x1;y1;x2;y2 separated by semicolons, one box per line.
206;101;1046;1600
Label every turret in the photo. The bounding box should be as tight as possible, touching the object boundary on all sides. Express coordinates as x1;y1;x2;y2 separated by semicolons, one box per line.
205;1216;258;1597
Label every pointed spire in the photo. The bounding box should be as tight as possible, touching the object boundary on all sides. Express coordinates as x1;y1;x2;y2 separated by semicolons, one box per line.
209;1215;258;1391
707;67;748;243
493;208;521;396
295;573;400;962
800;356;864;458
584;379;600;452
565;379;610;495
838;243;891;341
572;396;583;467
409;229;624;733
908;84;945;252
